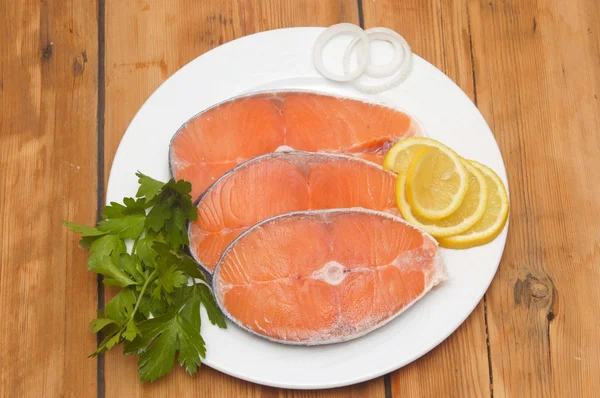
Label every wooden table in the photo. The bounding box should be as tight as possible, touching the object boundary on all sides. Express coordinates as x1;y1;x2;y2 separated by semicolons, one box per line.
1;0;599;396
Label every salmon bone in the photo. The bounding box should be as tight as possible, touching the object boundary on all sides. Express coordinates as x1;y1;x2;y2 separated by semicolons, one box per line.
313;261;347;285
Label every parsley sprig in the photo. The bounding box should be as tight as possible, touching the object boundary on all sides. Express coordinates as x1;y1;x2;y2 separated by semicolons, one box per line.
65;172;226;382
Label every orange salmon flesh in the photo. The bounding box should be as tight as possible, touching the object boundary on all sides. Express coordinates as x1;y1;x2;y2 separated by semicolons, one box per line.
213;210;446;345
170;91;422;201
189;152;399;273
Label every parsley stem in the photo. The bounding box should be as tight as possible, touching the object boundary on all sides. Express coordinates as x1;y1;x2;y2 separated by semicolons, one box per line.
132;237;140;255
131;269;157;319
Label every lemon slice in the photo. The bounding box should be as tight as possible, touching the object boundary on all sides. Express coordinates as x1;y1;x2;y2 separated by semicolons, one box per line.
437;161;509;249
397;161;487;237
405;146;469;219
383;137;454;174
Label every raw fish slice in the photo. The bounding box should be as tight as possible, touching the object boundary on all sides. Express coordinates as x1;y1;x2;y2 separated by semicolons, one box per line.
213;209;446;345
188;152;398;273
170;91;422;200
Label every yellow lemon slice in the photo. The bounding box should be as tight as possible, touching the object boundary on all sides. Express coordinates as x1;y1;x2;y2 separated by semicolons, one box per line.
383;137;456;175
396;160;488;237
437;161;509;249
405;146;469;219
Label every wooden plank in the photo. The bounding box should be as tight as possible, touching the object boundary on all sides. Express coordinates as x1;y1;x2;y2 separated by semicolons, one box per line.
0;0;98;397
468;0;600;396
361;1;493;397
103;1;385;396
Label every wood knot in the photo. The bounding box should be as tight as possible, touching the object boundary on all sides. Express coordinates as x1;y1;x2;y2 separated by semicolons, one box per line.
73;51;88;77
41;42;53;61
73;57;84;77
530;282;548;298
514;273;554;308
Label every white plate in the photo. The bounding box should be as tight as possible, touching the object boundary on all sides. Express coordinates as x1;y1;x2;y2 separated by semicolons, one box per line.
106;27;508;389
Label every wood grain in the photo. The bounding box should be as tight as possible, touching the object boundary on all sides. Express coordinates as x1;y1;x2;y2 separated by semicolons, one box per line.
0;0;98;397
1;0;596;396
468;0;600;396
102;1;385;396
361;1;492;396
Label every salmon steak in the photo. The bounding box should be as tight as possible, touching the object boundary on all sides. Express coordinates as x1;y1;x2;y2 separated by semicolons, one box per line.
189;151;399;273
213;209;446;345
169;91;423;201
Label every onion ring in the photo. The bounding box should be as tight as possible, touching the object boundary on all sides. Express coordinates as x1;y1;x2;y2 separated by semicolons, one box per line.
356;27;407;78
312;23;370;82
343;29;413;93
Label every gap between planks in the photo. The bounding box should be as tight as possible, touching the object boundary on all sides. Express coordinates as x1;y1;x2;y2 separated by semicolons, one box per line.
464;1;493;396
96;0;106;397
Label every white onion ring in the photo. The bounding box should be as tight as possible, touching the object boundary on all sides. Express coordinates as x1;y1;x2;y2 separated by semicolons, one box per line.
343;30;413;94
312;23;370;82
346;54;413;94
356;27;407;78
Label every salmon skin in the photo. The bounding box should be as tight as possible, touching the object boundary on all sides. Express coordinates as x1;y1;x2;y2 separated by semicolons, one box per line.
213;209;446;345
169;90;423;201
188;151;399;274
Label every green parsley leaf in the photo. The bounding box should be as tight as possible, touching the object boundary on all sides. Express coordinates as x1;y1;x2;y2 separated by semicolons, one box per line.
175;314;206;376
153;265;187;299
63;221;108;251
177;286;201;330
165;179;197;220
88;234;127;271
96;256;137;288
177;255;205;280
164;207;189;248
198;283;227;328
124;312;172;356
79;235;103;249
90;329;123;357
152;242;205;280
145;196;174;232
102;197;147;219
102;202;128;219
137;293;167;319
90;317;118;334
165;179;193;198
136;237;158;267
133;312;206;382
122;319;142;342
98;213;146;240
104;288;136;323
136;318;178;382
136;172;166;202
63;221;107;237
119;253;146;284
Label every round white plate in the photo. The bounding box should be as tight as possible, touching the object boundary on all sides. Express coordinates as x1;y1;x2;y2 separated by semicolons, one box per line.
107;27;508;389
